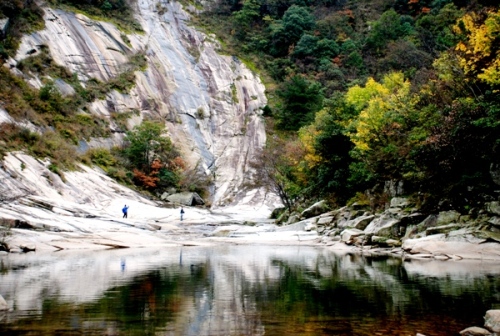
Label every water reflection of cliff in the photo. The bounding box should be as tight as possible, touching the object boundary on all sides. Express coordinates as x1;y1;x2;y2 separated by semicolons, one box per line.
1;246;499;335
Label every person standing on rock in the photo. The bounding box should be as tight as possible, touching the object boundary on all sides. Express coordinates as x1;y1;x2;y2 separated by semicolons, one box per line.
180;207;185;221
122;205;129;218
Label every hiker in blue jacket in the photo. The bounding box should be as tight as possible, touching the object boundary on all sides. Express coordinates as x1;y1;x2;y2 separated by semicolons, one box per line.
180;207;185;221
122;205;129;218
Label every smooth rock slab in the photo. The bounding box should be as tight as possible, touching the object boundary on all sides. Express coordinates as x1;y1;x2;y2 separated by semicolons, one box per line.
460;327;492;336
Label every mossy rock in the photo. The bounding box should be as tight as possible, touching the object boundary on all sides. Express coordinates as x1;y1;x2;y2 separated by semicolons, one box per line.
474;230;500;243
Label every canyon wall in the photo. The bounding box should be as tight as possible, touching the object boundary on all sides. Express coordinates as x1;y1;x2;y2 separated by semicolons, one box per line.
9;0;276;209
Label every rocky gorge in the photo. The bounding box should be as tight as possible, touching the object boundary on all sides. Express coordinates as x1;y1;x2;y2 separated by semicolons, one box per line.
0;0;499;260
1;2;500;335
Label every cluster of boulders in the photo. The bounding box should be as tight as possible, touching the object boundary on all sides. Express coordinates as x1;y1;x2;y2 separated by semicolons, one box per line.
275;196;500;259
459;310;500;336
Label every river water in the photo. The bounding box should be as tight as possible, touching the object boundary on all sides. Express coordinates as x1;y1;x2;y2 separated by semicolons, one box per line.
0;245;499;335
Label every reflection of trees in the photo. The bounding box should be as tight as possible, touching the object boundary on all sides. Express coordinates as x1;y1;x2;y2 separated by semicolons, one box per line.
1;248;499;335
91;266;210;335
248;254;499;335
0;265;212;335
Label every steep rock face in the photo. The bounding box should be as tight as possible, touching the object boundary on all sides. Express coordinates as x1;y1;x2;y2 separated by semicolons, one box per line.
12;0;275;209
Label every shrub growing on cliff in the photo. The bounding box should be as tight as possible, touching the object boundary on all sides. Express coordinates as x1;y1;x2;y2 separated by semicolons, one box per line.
122;121;184;191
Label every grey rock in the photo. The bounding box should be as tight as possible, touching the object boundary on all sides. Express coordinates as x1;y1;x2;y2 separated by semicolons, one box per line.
416;215;438;232
390;197;409;208
384;180;404;197
317;216;334;226
437;210;461;226
459;327;492;336
54;79;76;96
488;216;500;226
486;202;500;216
484;309;500;332
301;200;330;219
166;192;204;206
340;228;365;244
364;215;400;238
276;219;315;232
286;214;301;225
350;215;375;230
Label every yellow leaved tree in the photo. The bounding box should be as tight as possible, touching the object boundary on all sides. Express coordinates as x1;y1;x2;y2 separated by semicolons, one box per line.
346;72;413;152
454;9;500;86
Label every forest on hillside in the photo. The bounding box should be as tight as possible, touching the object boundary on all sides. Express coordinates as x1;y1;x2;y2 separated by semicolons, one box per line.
0;0;499;213
196;0;500;212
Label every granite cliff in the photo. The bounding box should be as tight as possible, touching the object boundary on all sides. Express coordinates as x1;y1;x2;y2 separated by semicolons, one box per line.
7;0;275;209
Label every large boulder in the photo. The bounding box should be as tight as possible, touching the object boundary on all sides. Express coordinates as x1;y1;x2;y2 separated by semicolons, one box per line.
340;228;365;244
364;215;401;238
301;200;330;219
339;214;375;230
166;192;205;206
437;210;461;226
484;310;500;332
486;202;500;216
317;216;334;226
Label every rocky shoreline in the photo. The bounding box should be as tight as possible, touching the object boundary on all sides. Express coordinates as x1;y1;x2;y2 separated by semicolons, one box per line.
272;197;500;261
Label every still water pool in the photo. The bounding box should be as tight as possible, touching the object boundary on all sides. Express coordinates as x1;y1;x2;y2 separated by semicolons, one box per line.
0;245;499;335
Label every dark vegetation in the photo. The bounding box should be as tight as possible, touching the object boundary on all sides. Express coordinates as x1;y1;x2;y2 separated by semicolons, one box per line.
196;0;500;212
